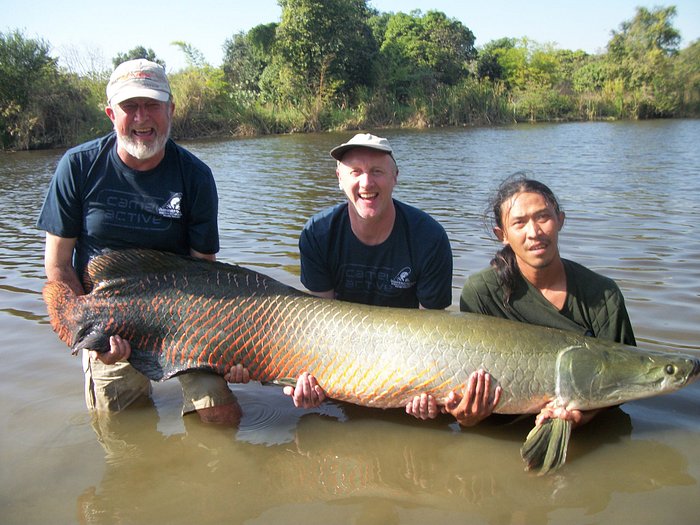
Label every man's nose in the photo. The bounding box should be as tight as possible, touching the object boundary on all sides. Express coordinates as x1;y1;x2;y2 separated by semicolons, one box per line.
525;220;541;237
133;105;148;121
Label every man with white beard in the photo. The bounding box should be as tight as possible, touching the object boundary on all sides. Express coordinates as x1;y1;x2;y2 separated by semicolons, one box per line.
37;59;243;425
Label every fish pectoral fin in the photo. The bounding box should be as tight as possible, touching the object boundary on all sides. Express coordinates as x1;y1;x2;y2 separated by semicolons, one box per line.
520;418;573;475
126;351;165;382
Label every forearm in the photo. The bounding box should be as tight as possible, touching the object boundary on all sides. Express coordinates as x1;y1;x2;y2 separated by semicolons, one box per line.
190;248;216;262
44;233;83;295
45;263;84;295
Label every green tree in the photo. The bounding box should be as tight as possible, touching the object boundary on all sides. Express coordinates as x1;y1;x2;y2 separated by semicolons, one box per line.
608;6;680;60
571;56;610;93
168;44;235;137
606;6;681;116
274;0;377;103
477;38;516;82
112;46;164;68
673;39;700;115
172;41;207;68
481;38;528;89
222;23;277;95
376;10;475;98
0;31;55;111
0;30;99;149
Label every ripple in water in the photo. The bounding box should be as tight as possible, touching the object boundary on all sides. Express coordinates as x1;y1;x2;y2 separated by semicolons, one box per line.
231;382;346;446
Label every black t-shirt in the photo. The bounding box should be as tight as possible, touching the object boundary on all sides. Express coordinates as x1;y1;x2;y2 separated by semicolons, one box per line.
299;200;453;309
37;133;219;278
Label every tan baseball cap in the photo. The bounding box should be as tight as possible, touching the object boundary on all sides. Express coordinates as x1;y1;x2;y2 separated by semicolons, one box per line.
107;59;171;105
330;133;394;161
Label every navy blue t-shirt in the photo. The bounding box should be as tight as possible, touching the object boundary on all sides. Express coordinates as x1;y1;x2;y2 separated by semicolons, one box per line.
37;133;219;278
299;200;453;309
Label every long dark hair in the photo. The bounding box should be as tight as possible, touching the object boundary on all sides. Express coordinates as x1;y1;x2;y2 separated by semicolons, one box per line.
487;174;563;307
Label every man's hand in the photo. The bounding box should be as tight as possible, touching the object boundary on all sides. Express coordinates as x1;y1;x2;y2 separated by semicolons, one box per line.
89;334;131;365
405;393;440;420
283;372;326;408
224;364;251;384
443;370;502;427
405;370;501;426
535;402;600;429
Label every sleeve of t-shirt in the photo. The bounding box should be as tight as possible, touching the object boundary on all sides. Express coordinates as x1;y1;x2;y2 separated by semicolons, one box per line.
594;285;637;346
36;152;82;238
299;219;333;293
459;278;481;313
459;273;495;314
459;269;512;317
416;229;453;309
186;166;220;255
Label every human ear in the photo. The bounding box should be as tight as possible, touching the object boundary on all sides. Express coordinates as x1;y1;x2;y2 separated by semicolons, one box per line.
493;227;506;243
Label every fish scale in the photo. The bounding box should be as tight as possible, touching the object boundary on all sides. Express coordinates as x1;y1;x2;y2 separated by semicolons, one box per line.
43;249;700;474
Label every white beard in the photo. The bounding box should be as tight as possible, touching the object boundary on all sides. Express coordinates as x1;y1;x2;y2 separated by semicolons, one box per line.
116;124;171;160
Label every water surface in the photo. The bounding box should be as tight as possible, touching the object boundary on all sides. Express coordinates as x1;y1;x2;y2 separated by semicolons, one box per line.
1;120;698;524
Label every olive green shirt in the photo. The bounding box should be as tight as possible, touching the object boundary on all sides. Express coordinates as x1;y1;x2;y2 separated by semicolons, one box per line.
460;259;636;345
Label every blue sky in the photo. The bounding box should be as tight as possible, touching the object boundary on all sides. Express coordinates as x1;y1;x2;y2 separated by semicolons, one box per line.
3;0;699;72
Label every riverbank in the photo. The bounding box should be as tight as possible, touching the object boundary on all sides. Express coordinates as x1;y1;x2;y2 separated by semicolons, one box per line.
4;6;699;152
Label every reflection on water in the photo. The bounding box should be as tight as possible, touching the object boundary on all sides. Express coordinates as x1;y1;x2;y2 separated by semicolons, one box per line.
1;120;699;524
73;387;694;525
68;385;694;523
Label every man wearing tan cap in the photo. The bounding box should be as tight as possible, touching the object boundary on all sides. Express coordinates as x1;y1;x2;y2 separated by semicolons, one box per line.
283;133;455;407
37;59;242;425
283;133;500;426
299;132;453;308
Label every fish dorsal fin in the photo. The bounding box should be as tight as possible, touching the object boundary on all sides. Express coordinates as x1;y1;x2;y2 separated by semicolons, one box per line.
86;249;210;285
85;248;306;298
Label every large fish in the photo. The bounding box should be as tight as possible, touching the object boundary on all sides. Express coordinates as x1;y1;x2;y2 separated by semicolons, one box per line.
43;249;700;474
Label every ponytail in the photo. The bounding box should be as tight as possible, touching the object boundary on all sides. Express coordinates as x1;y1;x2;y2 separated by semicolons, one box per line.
490;245;519;308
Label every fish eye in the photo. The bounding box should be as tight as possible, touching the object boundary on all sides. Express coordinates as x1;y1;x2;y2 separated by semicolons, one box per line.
664;364;676;375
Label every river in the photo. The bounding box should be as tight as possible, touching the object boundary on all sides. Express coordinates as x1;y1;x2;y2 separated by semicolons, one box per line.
1;120;698;524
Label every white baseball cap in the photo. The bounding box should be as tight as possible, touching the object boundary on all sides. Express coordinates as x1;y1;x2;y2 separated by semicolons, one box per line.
330;133;394;161
107;59;171;105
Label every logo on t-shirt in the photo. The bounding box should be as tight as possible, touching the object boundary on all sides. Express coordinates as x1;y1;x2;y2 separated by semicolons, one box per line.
390;267;415;289
158;193;183;219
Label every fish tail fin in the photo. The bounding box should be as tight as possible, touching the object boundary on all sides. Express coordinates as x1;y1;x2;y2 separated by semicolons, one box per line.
42;281;81;352
520;418;572;475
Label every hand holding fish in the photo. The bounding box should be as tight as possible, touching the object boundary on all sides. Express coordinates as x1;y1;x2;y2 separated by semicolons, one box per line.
405;392;440;420
283;372;326;408
224;364;251;384
443;370;502;427
88;335;131;364
535;402;600;429
404;370;502;426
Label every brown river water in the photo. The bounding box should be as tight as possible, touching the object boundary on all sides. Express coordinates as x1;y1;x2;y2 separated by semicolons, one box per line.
1;121;699;524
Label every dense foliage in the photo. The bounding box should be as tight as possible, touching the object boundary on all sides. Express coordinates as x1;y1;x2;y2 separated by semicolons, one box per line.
1;4;698;150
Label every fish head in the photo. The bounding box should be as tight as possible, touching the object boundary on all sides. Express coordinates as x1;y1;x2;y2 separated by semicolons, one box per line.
71;323;112;356
557;343;700;410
